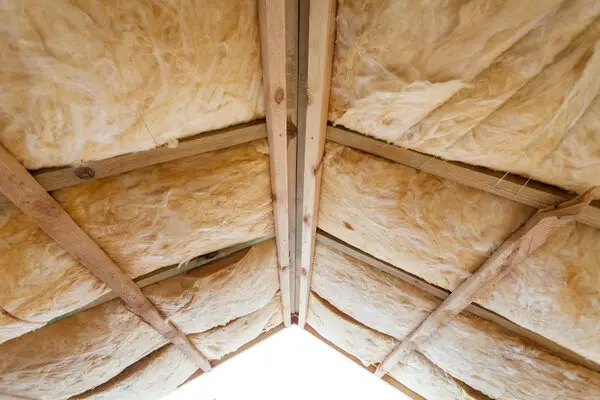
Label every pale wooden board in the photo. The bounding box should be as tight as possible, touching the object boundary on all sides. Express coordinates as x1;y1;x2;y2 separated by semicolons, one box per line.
0;144;211;371
259;0;292;326
0;121;267;208
297;0;337;327
316;230;600;374
327;125;600;229
48;234;274;325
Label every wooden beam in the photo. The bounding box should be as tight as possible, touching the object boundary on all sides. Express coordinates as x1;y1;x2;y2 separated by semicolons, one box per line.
297;0;337;327
375;188;599;377
316;230;600;373
327;125;600;229
0;144;212;372
0;121;267;209
259;0;292;327
304;325;426;400
48;234;274;324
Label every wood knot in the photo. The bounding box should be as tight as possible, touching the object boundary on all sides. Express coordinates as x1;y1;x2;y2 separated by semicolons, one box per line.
75;166;95;180
274;87;285;104
343;221;354;231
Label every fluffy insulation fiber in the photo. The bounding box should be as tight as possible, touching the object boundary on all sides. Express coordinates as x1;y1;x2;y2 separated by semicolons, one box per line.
330;0;600;193
0;239;279;399
0;140;273;344
0;0;264;169
74;295;283;400
308;294;484;400
310;243;600;399
319;142;600;363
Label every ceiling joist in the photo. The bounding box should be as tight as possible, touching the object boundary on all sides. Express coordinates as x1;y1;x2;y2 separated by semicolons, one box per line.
375;188;599;377
0;144;212;372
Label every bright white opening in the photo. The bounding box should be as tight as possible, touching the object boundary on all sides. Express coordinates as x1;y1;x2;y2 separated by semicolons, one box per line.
164;326;409;400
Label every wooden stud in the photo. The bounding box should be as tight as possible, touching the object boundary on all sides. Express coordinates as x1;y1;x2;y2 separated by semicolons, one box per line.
297;0;337;327
375;188;599;377
258;0;292;327
0;144;211;372
316;230;600;373
327;125;600;229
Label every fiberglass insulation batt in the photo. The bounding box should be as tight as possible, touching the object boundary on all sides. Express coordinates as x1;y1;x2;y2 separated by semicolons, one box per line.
0;140;273;344
330;0;600;193
0;0;264;169
73;295;283;400
318;142;600;364
309;243;600;400
0;239;280;399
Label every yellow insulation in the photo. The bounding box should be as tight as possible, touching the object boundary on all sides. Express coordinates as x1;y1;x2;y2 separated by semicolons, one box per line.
74;295;283;400
318;142;600;363
0;239;279;399
308;294;484;400
311;243;600;399
0;0;264;169
329;0;600;193
0;140;273;343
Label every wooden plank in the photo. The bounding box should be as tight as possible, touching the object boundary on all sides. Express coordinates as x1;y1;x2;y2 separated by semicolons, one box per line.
181;324;286;386
0;121;267;210
286;0;299;315
48;234;274;324
327;125;600;229
294;0;311;320
316;230;600;374
297;0;337;327
375;189;599;377
304;325;426;400
0;144;211;372
259;0;292;327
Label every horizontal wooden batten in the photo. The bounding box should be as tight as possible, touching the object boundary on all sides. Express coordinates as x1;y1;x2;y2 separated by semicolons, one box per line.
327;125;600;229
316;230;600;374
0;143;212;372
48;234;274;324
0;121;267;208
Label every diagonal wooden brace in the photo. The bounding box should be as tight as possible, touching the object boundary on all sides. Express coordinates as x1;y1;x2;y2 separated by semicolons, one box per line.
375;187;599;378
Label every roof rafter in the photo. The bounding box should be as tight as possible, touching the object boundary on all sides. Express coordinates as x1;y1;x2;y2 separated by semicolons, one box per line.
0;144;212;372
375;188;599;377
297;0;337;327
258;0;293;326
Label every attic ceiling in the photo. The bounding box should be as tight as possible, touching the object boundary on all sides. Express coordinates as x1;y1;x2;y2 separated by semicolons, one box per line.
0;1;599;400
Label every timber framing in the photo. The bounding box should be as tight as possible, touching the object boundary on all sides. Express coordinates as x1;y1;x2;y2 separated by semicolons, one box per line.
259;0;293;326
0;121;267;208
316;230;600;374
327;125;600;229
0;144;212;372
297;0;337;327
374;188;600;377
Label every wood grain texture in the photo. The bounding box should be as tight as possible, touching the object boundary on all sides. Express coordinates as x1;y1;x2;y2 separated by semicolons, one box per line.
259;0;292;327
0;121;266;208
375;189;599;377
297;0;337;327
316;230;600;374
327;125;600;229
0;144;211;372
